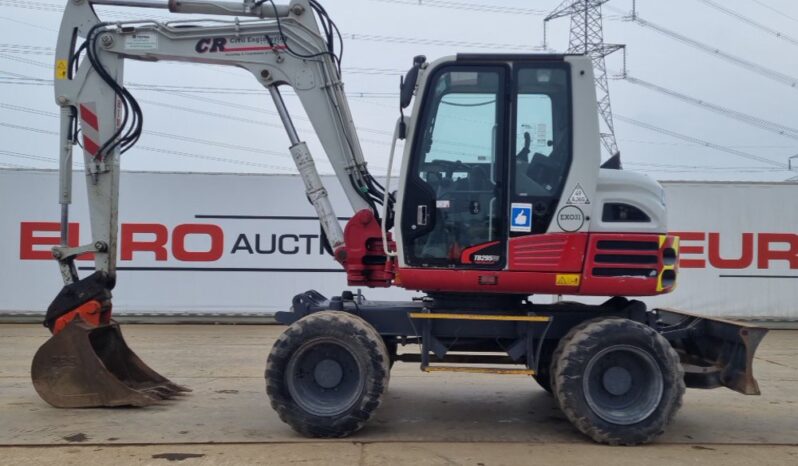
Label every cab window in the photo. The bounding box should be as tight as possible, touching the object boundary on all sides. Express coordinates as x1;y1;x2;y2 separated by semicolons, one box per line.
405;68;505;267
514;67;570;198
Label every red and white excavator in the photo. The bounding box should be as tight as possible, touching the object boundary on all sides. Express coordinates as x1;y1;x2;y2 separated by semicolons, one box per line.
33;0;767;445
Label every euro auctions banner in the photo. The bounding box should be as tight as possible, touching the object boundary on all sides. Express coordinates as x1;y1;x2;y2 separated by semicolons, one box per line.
0;169;415;315
1;169;796;319
646;181;798;320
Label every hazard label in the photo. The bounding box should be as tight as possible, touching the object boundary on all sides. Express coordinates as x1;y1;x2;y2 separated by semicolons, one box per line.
55;59;68;80
555;274;581;287
567;183;590;205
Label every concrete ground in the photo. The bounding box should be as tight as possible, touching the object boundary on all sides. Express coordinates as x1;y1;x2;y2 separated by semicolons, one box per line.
0;324;796;465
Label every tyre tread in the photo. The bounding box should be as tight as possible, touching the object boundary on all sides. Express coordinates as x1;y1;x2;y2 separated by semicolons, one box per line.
551;317;685;445
266;311;390;438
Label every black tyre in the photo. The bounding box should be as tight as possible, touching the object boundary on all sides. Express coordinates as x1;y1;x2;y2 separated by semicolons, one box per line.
552;317;684;445
532;341;555;394
383;337;398;369
266;311;390;438
533;372;552;393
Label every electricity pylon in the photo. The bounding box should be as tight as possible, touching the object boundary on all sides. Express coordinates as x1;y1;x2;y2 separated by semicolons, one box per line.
545;0;624;161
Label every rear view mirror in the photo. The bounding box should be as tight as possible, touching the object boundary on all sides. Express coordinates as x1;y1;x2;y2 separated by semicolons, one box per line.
400;55;426;109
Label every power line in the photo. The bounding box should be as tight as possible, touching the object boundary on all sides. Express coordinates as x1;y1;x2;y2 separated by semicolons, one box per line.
0;104;319;164
0;58;400;139
626;161;786;170
135;84;397;98
0;121;301;172
0;43;406;76
0;149;83;168
0;121;55;136
0;79;50;86
0;76;400;99
158;90;394;135
607;6;798;89
0;53;53;69
2;72;789;173
619;138;795;149
341;32;541;51
0;0;173;21
624;75;798;141
0;52;401;95
0;0;64;12
0;86;395;150
0;15;57;32
614;114;787;168
0;44;55;55
697;0;798;47
0;161;36;169
0;103;392;170
747;0;798;25
370;0;546;15
633;167;787;174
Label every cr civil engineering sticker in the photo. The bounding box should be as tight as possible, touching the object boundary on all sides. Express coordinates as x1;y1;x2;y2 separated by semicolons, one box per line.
567;183;590;205
510;203;532;233
557;205;584;232
125;33;158;50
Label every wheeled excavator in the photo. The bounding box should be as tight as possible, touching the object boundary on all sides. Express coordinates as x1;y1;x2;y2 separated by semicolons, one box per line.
33;0;768;445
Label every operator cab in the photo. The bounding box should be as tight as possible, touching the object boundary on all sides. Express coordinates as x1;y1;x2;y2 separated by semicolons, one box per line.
399;55;578;270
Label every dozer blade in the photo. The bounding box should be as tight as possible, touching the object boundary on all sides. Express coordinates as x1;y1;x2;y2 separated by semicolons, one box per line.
31;319;190;408
656;308;768;395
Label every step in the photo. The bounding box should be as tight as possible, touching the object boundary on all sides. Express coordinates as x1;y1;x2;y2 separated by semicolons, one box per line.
409;312;550;322
421;365;535;375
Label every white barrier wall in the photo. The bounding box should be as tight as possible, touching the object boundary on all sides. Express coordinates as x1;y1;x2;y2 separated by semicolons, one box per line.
1;169;796;319
646;181;798;319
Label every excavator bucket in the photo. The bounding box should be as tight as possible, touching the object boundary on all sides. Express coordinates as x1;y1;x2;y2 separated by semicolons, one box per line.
31;319;190;408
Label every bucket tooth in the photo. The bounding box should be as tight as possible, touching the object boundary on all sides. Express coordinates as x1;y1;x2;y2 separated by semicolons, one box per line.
31;319;189;408
141;384;179;399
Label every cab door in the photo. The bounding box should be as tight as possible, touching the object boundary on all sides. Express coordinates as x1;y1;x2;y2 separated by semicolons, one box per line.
510;64;573;237
401;65;508;269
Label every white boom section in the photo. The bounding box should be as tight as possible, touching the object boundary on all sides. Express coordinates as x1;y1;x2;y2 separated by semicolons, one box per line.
52;0;374;281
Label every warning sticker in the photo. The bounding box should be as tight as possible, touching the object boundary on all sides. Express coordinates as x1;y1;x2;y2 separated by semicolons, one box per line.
55;59;68;80
555;274;581;287
125;33;158;50
567;183;590;205
535;123;548;147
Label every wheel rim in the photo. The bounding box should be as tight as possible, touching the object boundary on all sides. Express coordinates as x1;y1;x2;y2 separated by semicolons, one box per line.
582;344;663;425
285;338;365;417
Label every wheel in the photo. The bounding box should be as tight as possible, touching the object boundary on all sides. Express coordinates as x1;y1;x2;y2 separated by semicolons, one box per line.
551;317;684;445
266;311;390;438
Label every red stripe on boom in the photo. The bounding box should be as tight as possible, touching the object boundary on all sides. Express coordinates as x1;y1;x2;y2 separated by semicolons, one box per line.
79;104;99;132
223;45;287;52
83;135;100;156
